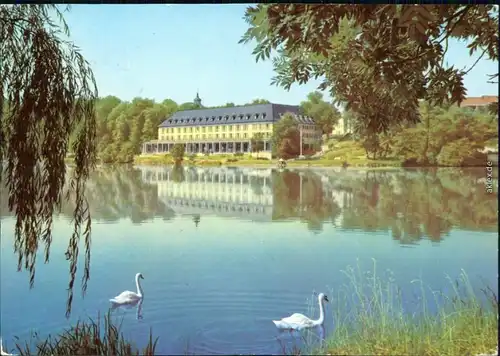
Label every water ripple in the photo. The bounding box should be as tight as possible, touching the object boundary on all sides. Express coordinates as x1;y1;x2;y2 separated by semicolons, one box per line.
141;290;314;354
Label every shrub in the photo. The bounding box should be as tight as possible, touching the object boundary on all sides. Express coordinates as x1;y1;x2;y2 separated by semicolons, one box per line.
437;139;484;166
171;143;185;164
233;152;244;157
462;151;489;166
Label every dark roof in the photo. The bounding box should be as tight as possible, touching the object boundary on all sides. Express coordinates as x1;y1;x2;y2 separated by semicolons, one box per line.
158;103;315;127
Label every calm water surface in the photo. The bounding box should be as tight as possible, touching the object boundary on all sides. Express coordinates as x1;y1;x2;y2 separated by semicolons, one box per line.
1;166;498;355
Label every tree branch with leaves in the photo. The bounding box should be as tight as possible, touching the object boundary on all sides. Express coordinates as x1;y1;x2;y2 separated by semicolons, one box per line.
240;4;498;134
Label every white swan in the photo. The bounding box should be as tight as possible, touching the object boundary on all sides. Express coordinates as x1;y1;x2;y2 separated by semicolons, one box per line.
272;293;329;331
110;273;144;305
0;337;16;356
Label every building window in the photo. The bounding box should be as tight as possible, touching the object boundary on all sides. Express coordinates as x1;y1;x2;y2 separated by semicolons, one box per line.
222;133;225;138
243;133;247;138
229;133;233;138
215;126;219;132
236;125;240;131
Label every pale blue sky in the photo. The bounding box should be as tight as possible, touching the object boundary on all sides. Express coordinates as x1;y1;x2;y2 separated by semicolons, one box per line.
64;4;498;107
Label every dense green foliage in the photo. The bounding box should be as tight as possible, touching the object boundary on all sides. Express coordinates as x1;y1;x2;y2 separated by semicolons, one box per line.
339;103;497;166
250;132;265;155
271;112;301;158
171;143;185;164
300;91;341;135
240;4;498;134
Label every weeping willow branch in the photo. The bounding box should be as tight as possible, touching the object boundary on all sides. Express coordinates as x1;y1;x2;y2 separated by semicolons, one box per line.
0;4;97;318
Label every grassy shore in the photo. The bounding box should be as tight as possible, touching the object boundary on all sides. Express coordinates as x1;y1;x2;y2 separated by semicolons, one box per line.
7;261;497;356
133;153;401;168
307;260;498;356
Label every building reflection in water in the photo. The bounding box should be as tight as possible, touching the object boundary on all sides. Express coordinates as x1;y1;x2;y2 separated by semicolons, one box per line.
136;166;349;227
139;166;275;221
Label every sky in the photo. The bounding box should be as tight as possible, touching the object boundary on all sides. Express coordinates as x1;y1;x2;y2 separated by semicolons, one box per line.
64;4;498;107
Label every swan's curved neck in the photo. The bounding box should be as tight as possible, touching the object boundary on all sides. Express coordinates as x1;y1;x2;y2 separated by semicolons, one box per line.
314;298;325;326
135;276;144;297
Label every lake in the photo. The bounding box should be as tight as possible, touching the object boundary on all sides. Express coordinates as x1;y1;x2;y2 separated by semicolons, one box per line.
1;166;498;355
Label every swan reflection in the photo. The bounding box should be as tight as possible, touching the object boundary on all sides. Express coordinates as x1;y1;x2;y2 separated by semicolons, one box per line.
318;325;325;347
110;298;144;320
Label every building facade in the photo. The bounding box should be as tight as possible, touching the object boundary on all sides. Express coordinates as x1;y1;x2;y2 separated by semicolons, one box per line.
141;95;322;155
331;114;353;136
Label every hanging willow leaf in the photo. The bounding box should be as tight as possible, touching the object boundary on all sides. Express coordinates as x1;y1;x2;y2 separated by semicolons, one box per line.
1;4;98;318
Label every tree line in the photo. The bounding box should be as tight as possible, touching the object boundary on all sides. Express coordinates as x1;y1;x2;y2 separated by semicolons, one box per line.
345;102;498;166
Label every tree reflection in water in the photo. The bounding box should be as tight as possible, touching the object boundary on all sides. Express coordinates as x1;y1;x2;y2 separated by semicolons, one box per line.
1;167;496;246
271;170;342;233
58;166;174;224
329;168;498;245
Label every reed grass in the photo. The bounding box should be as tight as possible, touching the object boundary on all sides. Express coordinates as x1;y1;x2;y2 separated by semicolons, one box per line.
11;311;158;356
294;259;498;356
